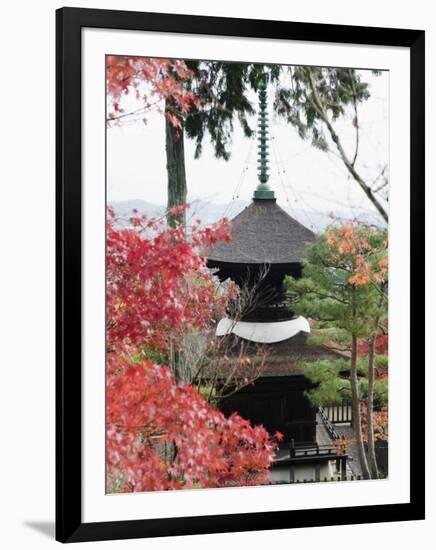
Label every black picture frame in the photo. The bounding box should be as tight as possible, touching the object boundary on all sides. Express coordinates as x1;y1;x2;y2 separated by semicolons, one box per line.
56;6;425;543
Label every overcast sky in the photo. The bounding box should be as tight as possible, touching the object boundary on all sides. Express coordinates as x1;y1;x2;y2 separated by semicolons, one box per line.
107;67;388;229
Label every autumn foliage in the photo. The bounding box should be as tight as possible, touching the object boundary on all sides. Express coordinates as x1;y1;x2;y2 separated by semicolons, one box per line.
358;333;388;356
106;206;233;352
106;56;200;125
325;223;388;288
360;403;388;442
106;209;278;492
107;356;276;491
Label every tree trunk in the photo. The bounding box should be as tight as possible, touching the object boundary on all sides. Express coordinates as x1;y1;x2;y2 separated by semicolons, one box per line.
169;337;185;383
350;333;371;479
366;334;380;479
165;99;188;380
165;99;187;227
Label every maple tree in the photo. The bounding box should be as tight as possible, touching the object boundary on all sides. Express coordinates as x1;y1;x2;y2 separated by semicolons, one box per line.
106;56;199;126
106;355;277;492
286;223;388;479
106;208;279;492
106;206;234;355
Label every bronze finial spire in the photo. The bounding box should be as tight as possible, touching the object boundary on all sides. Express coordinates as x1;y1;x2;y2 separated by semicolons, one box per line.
254;75;275;200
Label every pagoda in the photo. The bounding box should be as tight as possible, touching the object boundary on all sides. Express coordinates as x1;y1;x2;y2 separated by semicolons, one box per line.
207;76;315;337
204;77;348;482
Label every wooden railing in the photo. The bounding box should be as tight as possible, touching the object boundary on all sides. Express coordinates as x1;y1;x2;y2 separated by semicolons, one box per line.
274;437;348;482
322;400;352;425
318;407;341;440
284;474;363;484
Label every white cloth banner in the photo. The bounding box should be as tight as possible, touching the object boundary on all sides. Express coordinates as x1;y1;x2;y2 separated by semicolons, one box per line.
216;316;311;343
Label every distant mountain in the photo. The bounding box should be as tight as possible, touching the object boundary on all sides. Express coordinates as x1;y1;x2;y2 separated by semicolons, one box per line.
108;199;249;227
109;199;165;220
109;199;383;233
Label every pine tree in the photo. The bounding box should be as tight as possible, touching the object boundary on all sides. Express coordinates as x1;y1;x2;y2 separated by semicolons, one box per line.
286;223;388;479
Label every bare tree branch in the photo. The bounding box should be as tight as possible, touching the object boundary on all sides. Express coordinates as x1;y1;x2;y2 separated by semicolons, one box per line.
304;68;388;223
348;69;360;168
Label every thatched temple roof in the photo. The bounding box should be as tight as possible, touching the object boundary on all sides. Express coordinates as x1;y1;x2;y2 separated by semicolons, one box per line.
205;199;315;265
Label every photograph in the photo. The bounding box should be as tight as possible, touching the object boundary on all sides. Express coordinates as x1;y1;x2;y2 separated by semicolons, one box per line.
0;1;429;547
105;56;389;494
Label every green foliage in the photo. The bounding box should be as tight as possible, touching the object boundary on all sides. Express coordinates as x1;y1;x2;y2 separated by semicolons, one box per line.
307;327;350;349
358;377;388;407
274;66;378;148
287;224;388;408
184;62;281;160
183;64;379;190
197;385;217;403
374;354;388;370
138;347;169;366
303;359;351;406
302;357;387;409
286;225;388;338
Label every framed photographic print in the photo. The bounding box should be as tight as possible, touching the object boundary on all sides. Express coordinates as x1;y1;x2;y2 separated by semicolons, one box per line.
56;7;425;543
